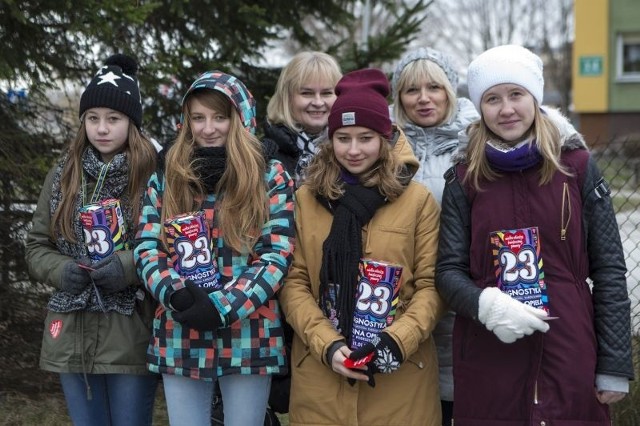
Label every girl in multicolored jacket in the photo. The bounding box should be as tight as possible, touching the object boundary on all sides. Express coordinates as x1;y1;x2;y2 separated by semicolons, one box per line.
134;71;295;426
25;54;159;426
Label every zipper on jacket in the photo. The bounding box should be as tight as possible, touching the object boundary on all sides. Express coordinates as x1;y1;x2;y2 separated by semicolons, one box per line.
560;182;571;240
533;380;539;404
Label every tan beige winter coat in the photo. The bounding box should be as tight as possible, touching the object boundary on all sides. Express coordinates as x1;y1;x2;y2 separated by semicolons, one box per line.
280;129;445;426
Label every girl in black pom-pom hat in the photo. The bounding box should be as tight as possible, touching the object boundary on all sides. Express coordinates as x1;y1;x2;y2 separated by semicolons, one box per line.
26;54;159;426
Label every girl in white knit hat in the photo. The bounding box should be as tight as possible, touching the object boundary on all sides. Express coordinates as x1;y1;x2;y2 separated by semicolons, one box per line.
436;44;633;424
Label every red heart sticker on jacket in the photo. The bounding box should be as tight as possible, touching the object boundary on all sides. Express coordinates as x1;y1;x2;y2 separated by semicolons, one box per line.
49;320;63;339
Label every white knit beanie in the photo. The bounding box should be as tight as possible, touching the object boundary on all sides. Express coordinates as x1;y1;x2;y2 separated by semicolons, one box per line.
467;44;544;112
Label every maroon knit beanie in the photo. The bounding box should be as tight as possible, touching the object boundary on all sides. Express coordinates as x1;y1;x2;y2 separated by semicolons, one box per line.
328;68;392;140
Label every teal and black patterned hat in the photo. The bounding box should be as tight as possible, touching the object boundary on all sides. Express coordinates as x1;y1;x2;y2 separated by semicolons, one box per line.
180;71;257;134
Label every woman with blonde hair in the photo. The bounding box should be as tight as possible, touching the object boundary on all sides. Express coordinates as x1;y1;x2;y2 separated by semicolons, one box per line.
391;48;479;425
134;71;295;426
264;50;342;186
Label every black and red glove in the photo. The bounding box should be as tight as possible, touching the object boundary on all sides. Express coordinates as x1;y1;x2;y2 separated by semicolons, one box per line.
346;332;403;387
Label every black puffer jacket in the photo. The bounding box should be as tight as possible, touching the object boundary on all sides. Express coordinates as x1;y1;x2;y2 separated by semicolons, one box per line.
262;121;302;178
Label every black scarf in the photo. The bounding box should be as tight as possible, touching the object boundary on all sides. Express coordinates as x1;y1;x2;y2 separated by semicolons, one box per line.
193;146;227;192
190;140;279;192
318;184;386;342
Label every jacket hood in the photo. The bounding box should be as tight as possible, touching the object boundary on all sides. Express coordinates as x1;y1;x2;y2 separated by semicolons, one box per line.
181;71;257;134
391;125;420;179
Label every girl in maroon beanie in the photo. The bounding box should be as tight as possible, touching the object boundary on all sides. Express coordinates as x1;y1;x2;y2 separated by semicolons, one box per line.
280;68;445;426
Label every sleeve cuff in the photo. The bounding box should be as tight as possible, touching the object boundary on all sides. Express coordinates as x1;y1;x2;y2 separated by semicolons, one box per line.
325;341;347;366
596;374;629;393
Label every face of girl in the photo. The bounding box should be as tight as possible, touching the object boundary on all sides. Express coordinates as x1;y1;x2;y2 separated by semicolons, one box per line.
332;126;382;176
189;97;231;147
292;78;336;134
400;79;449;127
84;108;130;163
480;83;536;144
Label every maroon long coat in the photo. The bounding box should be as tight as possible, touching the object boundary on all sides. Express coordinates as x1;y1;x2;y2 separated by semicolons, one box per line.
437;145;632;425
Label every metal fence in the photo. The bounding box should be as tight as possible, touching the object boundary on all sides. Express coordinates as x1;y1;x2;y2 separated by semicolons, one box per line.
591;137;640;335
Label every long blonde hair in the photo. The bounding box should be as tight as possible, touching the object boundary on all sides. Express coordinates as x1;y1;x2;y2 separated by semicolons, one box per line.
162;89;267;253
393;59;457;127
52;119;157;241
266;51;342;131
304;133;405;201
464;105;568;190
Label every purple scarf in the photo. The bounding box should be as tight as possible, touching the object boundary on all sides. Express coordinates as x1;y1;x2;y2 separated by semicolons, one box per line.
485;140;542;172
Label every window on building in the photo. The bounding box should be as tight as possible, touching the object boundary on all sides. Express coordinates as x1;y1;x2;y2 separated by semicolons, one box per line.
616;33;640;82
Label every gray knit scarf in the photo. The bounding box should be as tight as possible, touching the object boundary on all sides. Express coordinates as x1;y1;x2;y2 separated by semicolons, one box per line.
47;147;137;315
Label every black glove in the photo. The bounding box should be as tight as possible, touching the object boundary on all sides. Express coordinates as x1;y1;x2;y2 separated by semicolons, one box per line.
348;332;404;387
60;259;92;294
171;280;222;331
170;282;195;311
89;255;128;294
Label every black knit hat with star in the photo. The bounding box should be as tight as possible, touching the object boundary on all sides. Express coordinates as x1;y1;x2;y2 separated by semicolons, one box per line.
79;54;142;128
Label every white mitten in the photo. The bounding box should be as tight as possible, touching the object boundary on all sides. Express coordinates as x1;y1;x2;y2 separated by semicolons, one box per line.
478;287;550;343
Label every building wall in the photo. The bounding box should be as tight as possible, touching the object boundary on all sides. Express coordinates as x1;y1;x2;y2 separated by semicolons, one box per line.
580;112;640;150
609;0;640;111
573;0;608;113
573;0;640;145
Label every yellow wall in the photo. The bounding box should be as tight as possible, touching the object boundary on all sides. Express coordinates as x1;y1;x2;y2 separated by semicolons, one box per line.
573;0;609;112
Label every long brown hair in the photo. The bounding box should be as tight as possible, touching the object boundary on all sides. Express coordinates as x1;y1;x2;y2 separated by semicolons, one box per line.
162;90;268;253
304;132;405;201
464;105;569;191
51;119;157;241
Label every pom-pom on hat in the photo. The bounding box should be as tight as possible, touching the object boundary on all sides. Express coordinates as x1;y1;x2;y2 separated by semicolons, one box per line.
328;68;392;140
79;54;143;128
467;44;544;112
